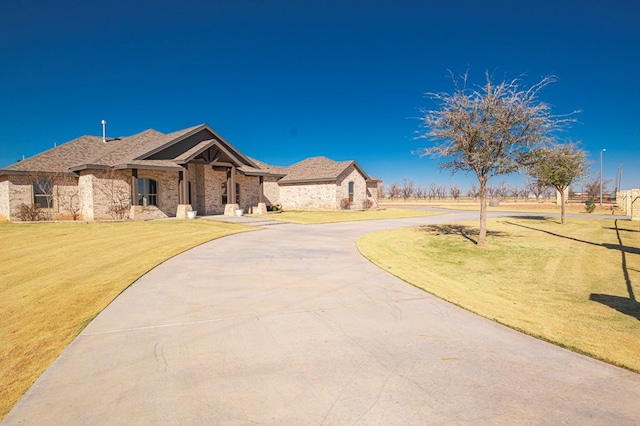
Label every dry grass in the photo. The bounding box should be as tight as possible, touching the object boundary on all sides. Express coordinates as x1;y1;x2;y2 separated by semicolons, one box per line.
381;200;625;216
255;208;440;224
358;217;640;372
0;220;253;419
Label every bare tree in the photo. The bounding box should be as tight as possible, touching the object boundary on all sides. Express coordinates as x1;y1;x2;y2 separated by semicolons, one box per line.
417;71;576;245
525;178;547;201
509;185;520;201
583;176;611;199
527;142;589;224
466;183;479;200
496;180;510;200
377;184;387;200
414;184;426;200
519;187;530;200
426;181;439;201
449;183;461;200
400;177;416;200
386;182;400;200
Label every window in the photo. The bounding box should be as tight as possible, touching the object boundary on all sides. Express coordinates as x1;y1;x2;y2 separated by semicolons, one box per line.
348;181;355;202
221;182;240;204
33;178;53;208
138;178;158;206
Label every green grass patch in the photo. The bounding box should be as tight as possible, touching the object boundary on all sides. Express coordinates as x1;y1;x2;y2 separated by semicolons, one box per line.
0;220;253;419
358;217;640;372
256;208;440;224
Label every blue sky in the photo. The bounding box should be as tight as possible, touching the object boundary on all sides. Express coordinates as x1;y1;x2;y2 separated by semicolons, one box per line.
1;0;638;192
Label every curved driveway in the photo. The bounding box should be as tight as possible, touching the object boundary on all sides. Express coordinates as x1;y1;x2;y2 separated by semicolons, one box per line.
5;210;640;424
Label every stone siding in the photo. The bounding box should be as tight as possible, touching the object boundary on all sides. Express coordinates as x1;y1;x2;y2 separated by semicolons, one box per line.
5;175;33;220
0;174;82;220
78;172;95;221
280;181;337;210
263;176;281;206
203;168;226;215
53;175;81;219
336;165;368;209
366;181;379;208
90;169;132;220
0;178;9;219
136;169;179;220
236;175;260;211
617;189;640;221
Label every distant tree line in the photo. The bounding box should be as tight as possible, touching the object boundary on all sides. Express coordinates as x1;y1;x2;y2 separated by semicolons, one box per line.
379;175;611;204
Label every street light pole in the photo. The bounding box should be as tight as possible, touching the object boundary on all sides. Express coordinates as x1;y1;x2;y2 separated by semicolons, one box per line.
600;148;606;205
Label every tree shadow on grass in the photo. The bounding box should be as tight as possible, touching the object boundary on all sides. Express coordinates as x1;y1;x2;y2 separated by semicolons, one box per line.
418;224;507;245
589;294;640;321
503;215;564;225
503;215;553;221
507;218;640;321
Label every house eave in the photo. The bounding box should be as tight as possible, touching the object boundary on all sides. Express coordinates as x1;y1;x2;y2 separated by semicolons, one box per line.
113;164;183;171
0;169;78;177
278;177;338;185
69;164;111;172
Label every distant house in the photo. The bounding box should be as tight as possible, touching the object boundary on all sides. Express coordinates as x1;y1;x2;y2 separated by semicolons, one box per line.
0;124;380;221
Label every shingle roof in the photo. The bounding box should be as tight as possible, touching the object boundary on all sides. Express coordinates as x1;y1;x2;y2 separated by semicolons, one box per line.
277;156;355;183
247;158;289;176
3;135;109;173
79;129;166;167
84;125;202;167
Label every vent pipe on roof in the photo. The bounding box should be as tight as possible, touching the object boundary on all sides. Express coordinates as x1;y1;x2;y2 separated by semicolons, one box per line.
101;119;107;143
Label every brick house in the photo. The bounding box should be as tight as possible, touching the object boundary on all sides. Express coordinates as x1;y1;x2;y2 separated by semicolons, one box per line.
0;124;380;221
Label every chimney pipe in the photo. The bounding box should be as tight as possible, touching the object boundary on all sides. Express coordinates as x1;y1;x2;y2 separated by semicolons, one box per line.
101;119;107;143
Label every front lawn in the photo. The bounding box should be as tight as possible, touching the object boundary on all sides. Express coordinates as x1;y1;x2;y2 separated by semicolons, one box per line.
256;208;440;224
358;217;640;372
0;220;253;419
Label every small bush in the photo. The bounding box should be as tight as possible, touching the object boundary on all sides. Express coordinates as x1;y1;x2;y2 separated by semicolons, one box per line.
340;198;352;210
585;197;596;213
16;203;45;221
363;199;373;210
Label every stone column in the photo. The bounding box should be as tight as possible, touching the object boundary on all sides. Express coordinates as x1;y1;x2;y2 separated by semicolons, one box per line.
631;189;640;222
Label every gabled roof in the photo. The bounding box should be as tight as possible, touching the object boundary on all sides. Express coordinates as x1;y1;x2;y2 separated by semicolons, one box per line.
277;156;375;184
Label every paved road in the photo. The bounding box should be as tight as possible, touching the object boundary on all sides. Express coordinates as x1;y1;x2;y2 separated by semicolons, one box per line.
4;210;640;424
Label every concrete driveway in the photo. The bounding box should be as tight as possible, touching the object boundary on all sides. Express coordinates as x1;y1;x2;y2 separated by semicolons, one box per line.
4;210;640;424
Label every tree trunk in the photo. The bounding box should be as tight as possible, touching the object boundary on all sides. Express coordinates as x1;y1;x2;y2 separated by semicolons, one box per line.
478;179;488;246
559;185;566;225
